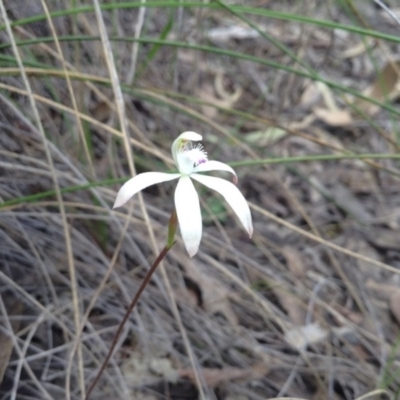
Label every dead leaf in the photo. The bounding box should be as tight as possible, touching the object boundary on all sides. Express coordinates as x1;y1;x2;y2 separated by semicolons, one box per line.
149;358;180;382
300;80;320;106
123;356;179;386
90;100;111;123
214;70;241;102
343;239;382;282
174;276;201;309
284;323;328;350
313;107;352;126
287;114;316;131
197;84;221;118
183;263;239;326
389;290;400;325
329;183;372;221
0;299;23;385
351;343;371;362
309;82;353;126
274;285;306;325
318;81;341;111
274;249;307;325
355;60;400;115
197;83;241;119
366;279;398;300
365;227;400;250
282;246;306;280
207;25;259;41
179;364;269;387
339;37;375;59
339;166;375;194
197;71;242;118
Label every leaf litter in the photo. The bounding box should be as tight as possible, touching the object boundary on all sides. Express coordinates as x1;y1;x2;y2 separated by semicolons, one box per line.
1;1;400;399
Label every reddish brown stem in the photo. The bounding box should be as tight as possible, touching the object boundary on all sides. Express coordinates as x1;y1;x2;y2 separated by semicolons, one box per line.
85;245;171;399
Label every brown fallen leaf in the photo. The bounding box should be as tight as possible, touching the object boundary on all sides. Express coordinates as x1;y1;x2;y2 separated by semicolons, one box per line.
351;343;371;362
197;71;242;118
198;84;223;119
339;166;375;195
339;37;375;59
310;81;353;127
355;60;400;115
366;279;398;300
90;100;111;123
329;183;372;221
275;248;307;325
179;364;269;387
282;246;306;280
122;356;180;386
207;25;259;42
349;240;382;281
313;107;352;127
274;285;306;326
182;263;239;326
300;80;320;106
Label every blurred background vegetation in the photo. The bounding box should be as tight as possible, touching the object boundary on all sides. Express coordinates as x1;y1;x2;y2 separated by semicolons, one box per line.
1;0;400;399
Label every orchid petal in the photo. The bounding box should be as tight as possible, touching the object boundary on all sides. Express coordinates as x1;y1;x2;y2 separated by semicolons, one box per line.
191;174;253;237
171;131;202;168
193;160;238;184
175;176;202;257
177;131;202;142
113;172;180;209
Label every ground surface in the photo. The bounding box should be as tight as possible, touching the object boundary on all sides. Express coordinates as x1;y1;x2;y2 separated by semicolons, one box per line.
0;1;400;399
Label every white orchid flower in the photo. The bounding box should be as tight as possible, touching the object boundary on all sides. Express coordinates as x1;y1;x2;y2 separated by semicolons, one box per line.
113;131;253;257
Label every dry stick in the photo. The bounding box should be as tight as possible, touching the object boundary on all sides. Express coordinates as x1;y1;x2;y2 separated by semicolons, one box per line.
85;244;172;400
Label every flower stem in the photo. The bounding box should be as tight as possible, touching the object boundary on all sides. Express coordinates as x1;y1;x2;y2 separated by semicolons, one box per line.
167;209;177;248
85;211;177;399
